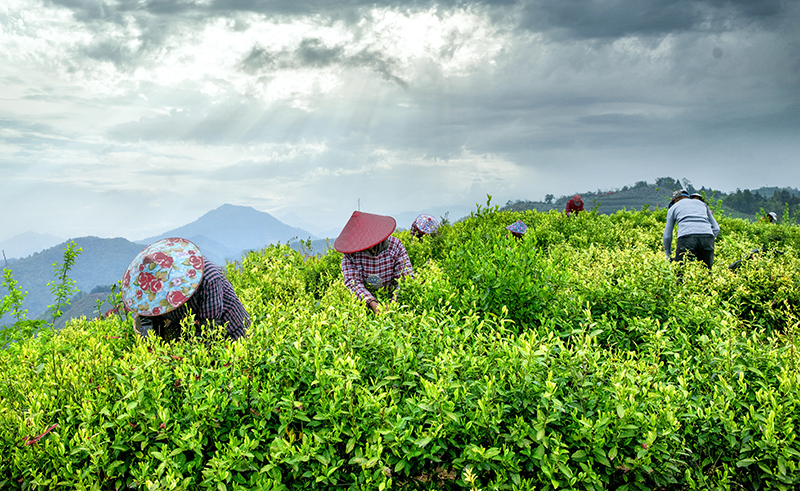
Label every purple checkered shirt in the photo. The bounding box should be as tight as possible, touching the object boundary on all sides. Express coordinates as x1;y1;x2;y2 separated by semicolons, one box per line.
162;261;250;340
341;236;413;303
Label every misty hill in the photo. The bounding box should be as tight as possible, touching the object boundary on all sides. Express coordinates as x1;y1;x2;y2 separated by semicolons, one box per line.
0;237;145;325
1;205;316;327
0;231;64;260
501;178;798;221
276;212;327;238
51;286;116;330
139;204;315;263
503;178;687;214
288;237;335;256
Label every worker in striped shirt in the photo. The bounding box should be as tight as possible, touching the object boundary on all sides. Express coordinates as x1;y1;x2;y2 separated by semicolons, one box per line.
334;211;413;314
121;237;250;341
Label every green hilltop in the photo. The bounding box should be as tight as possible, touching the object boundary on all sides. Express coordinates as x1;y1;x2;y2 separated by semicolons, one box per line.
502;177;800;223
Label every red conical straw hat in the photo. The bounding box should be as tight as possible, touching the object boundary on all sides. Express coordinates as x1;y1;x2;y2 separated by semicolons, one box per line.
334;211;397;253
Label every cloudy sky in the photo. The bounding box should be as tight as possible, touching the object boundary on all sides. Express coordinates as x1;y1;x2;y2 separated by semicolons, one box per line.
2;0;798;240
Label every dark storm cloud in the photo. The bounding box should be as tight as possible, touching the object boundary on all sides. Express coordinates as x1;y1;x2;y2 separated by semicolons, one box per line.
297;38;344;67
239;38;408;87
349;50;409;88
43;0;791;41
46;0;468;22
40;0;800;164
578;113;651;126
239;46;274;75
518;0;789;38
81;39;136;67
46;0;203;21
241;38;346;71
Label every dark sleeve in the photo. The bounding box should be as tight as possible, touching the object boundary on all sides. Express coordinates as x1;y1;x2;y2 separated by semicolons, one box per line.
194;263;225;321
192;261;249;341
137;314;165;337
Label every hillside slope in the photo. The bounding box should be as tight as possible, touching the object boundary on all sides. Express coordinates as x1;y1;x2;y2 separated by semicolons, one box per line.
139;204;315;262
0;237;144;323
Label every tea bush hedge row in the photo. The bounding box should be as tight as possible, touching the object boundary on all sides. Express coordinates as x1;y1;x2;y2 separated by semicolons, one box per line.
1;207;799;490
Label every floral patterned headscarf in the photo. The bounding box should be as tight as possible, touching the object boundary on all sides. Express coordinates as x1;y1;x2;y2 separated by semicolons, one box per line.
411;214;440;236
121;238;205;317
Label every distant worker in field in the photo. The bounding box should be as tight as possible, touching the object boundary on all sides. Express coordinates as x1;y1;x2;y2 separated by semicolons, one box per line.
762;212;778;224
410;213;440;240
506;220;528;239
335;211;413;314
565;194;584;216
121;237;250;341
663;190;721;270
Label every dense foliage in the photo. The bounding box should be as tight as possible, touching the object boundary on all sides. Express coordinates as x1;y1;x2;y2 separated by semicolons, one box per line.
723;189;800;219
1;205;799;490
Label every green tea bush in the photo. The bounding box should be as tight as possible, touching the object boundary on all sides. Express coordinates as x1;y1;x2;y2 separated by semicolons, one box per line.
1;209;799;490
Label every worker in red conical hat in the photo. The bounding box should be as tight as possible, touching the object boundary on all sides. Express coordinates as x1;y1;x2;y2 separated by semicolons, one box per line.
334;211;413;314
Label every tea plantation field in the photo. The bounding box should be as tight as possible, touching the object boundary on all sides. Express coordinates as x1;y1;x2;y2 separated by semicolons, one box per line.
1;205;799;490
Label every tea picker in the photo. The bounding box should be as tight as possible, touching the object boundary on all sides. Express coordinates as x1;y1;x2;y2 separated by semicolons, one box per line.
335;211;413;314
410;213;440;240
506;220;528;239
121;237;250;341
762;212;778;224
565;194;584;216
663;189;720;269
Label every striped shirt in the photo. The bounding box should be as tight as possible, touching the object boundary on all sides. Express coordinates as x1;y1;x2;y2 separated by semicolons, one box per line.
341;236;413;303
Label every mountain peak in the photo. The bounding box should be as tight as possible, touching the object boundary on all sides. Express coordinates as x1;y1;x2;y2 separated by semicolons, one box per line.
0;231;65;260
140;204;315;262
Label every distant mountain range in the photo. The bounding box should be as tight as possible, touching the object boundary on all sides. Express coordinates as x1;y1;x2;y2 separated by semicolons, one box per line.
0;236;146;327
0;231;64;260
0;204;316;326
0;202;475;327
138;204;315;264
51;287;117;330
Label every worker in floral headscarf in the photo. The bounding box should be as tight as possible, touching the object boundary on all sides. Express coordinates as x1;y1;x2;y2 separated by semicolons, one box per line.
121;237;250;341
335;211;413;314
410;213;440;240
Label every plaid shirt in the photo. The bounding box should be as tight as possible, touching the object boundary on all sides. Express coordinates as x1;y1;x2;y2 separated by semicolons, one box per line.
160;261;250;340
341;236;413;303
